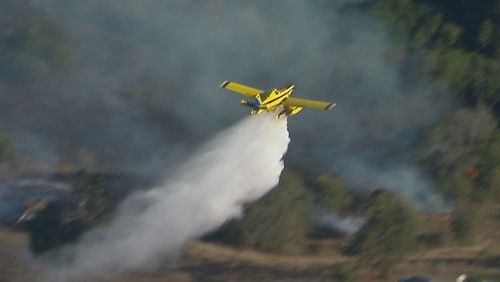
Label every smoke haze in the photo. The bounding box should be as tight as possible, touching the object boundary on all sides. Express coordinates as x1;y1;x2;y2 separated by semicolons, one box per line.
0;1;462;279
0;1;453;216
45;114;289;280
313;205;366;234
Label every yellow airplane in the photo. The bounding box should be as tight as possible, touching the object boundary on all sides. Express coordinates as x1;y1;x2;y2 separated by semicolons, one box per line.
219;81;336;118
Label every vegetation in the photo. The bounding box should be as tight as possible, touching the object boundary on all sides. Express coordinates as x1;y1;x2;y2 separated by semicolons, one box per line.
349;189;422;275
329;263;355;282
0;133;16;165
417;231;449;249
452;209;479;246
0;133;17;175
73;170;111;224
376;0;499;105
24;201;83;256
422;105;498;204
311;175;353;213
8;20;72;72
209;170;314;254
0;0;498;279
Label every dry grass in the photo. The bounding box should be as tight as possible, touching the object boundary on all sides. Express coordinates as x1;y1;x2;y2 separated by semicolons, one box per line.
113;272;193;282
0;230;37;282
0;228;499;282
183;240;500;281
0;230;28;247
183;241;351;272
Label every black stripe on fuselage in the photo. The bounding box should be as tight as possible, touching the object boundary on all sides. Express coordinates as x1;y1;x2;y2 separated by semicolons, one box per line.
263;89;292;105
221;81;231;88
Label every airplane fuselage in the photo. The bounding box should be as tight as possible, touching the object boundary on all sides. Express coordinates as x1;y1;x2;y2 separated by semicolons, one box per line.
262;84;295;109
240;84;295;115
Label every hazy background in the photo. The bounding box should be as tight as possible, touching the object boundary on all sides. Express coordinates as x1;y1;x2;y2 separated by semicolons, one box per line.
0;0;453;210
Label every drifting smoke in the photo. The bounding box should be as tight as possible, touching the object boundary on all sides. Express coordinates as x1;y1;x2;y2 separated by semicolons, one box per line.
46;114;289;279
0;1;453;212
313;206;365;234
0;179;73;224
333;162;452;212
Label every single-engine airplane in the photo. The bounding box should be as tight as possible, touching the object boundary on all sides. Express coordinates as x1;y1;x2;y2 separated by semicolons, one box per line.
219;81;336;118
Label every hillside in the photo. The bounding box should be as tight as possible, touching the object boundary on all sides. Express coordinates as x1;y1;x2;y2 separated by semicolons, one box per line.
0;0;498;281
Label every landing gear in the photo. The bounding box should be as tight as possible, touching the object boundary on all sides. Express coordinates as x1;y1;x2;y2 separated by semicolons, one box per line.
277;110;289;119
251;109;265;115
240;99;253;107
277;106;303;118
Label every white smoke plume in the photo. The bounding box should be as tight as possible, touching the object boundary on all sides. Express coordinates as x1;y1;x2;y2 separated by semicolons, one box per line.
47;114;289;280
319;214;365;234
312;206;365;234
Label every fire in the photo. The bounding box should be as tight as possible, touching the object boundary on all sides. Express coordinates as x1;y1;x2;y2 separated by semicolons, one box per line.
466;168;480;180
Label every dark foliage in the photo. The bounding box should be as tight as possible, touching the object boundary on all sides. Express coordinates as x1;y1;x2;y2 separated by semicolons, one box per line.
24;201;83;256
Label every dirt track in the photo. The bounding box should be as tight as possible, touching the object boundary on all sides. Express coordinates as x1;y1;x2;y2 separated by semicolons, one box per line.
0;229;499;282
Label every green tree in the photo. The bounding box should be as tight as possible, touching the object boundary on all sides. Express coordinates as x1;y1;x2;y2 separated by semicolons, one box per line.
330;263;356;282
24;201;84;256
418;231;449;249
364;189;394;214
377;0;429;33
435;23;462;48
438;170;474;203
478;20;496;50
25;202;63;255
376;0;499;105
413;15;442;46
471;132;500;203
482;164;500;202
205;218;245;246
236;170;314;254
311;174;352;213
9;20;72;71
74;170;110;223
349;189;422;276
423;105;496;170
422;106;497;203
452;209;478;245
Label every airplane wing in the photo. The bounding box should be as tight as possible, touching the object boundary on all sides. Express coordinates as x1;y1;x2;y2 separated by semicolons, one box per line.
284;97;336;110
219;81;264;98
